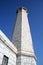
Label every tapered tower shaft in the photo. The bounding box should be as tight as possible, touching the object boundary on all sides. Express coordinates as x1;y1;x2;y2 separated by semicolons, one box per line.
12;7;36;65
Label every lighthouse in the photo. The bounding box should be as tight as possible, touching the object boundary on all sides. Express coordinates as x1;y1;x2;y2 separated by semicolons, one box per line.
12;7;36;65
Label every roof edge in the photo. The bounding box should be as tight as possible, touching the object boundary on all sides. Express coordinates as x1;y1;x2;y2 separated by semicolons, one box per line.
0;30;18;54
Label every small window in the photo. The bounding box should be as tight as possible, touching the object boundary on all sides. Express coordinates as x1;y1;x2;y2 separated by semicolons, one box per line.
2;55;8;65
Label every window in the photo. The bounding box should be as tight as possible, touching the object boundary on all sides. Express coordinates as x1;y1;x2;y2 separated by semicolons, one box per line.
2;55;8;65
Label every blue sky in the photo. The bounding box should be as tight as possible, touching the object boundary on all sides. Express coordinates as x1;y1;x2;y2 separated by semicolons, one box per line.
0;0;43;65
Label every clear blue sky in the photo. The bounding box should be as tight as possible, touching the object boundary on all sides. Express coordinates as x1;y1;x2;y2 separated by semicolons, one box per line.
0;0;43;65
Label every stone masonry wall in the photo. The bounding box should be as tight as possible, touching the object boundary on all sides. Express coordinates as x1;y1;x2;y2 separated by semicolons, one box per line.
0;40;16;65
17;55;36;65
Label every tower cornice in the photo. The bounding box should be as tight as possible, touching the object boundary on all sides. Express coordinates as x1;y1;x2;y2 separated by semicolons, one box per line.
16;7;28;13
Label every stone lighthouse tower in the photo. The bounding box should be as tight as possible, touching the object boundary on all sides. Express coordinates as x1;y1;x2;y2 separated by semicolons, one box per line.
12;7;36;65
